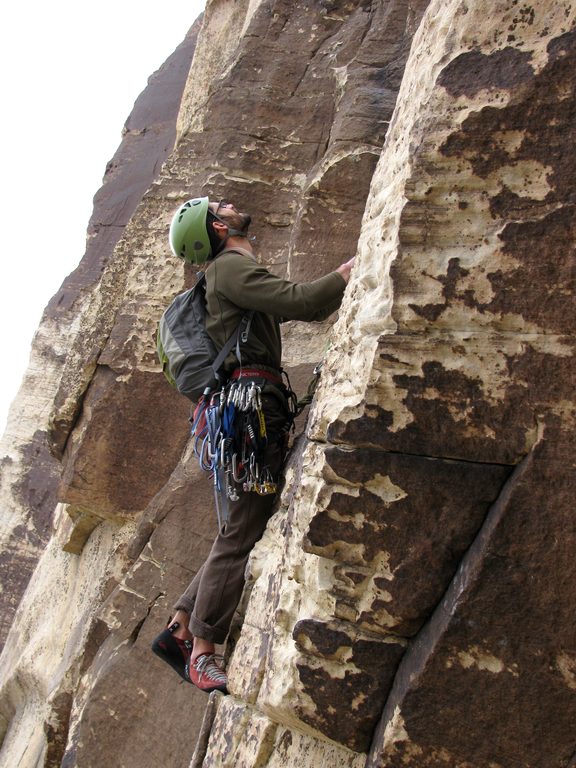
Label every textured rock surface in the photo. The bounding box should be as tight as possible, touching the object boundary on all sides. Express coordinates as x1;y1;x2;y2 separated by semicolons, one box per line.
0;20;202;768
0;20;200;649
203;0;576;765
0;0;575;767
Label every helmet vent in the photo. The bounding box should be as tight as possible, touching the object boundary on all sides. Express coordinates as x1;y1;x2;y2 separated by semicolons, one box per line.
177;201;192;223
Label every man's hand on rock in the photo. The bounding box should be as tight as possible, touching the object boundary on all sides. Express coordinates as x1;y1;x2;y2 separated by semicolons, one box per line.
336;257;356;284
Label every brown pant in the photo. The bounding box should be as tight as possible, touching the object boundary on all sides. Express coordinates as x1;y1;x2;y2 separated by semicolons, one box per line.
174;386;289;644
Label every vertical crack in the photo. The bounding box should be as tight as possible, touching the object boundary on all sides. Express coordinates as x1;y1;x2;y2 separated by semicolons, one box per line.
129;591;164;644
190;692;224;768
366;446;537;766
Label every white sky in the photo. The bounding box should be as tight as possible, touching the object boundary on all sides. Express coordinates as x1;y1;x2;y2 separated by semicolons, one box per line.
0;0;206;435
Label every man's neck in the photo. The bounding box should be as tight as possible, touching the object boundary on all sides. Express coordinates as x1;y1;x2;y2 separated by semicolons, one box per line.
224;235;254;256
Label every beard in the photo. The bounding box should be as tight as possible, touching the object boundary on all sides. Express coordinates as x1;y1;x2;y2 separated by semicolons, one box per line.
237;212;252;232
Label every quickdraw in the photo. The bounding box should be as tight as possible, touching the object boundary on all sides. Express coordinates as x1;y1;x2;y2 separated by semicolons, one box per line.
190;379;280;528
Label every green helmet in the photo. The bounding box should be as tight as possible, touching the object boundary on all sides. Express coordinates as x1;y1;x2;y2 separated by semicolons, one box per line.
169;197;212;264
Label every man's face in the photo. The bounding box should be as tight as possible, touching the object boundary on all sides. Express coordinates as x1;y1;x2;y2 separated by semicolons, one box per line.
208;200;252;233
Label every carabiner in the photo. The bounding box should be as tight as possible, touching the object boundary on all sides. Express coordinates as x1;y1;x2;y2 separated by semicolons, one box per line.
232;453;247;482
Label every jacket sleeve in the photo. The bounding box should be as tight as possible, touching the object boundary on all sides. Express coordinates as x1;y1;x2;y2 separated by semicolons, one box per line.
214;252;346;321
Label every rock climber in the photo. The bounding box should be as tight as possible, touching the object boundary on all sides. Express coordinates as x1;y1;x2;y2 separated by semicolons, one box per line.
152;196;354;694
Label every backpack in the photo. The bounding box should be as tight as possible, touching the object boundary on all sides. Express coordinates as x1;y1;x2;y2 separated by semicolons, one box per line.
156;272;252;401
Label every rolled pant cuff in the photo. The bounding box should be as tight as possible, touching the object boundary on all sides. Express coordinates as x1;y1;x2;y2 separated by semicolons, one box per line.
188;614;227;645
173;596;195;614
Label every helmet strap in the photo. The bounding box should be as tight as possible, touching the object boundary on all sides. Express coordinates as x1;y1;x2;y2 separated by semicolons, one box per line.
225;227;251;239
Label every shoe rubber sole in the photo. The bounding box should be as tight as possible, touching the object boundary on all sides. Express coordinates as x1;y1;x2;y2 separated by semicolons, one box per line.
151;625;192;684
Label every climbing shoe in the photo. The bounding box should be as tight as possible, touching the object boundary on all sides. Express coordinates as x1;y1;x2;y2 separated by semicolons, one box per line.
151;621;193;683
188;653;228;694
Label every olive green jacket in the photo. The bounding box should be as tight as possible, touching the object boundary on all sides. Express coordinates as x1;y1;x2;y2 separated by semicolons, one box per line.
204;247;346;372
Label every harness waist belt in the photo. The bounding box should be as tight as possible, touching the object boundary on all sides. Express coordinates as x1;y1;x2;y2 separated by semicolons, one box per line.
231;367;283;385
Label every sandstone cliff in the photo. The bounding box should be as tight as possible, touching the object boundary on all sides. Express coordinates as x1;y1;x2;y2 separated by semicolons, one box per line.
0;1;574;767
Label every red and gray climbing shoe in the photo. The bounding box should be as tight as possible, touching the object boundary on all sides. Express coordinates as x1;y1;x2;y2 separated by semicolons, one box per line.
151;621;193;683
187;653;228;693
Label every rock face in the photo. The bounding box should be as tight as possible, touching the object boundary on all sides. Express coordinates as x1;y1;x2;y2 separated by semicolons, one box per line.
0;18;200;646
0;1;575;768
0;19;202;768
